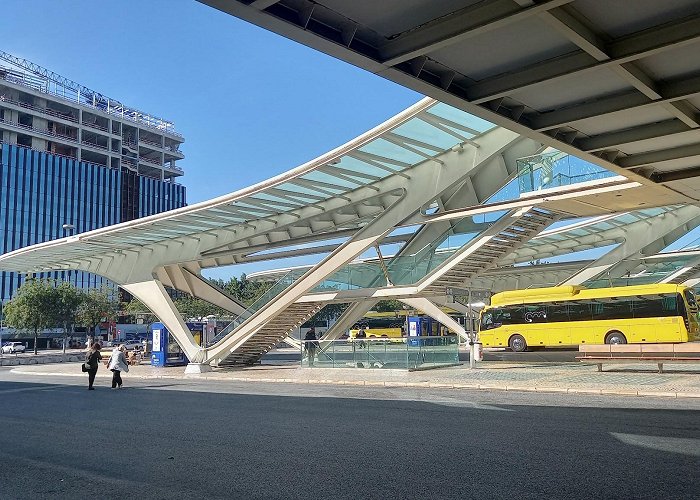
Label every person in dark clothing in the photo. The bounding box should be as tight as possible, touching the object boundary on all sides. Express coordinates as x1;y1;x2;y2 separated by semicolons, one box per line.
304;328;319;366
356;325;367;349
84;343;102;390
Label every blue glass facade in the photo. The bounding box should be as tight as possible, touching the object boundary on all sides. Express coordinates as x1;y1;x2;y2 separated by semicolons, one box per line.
0;143;186;301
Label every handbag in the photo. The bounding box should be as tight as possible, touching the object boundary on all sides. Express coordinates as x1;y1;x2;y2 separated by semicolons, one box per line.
81;363;89;372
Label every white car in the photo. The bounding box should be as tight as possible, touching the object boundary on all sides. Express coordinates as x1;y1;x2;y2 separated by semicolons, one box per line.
2;342;26;354
121;340;143;351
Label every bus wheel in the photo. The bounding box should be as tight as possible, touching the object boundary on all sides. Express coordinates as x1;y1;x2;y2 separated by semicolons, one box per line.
509;334;528;352
605;331;627;345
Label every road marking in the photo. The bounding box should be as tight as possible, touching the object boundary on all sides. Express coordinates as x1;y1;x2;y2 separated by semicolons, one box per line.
611;432;700;457
0;384;73;394
429;399;515;412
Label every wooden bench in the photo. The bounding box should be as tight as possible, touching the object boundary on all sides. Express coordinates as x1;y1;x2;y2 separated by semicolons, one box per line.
578;343;700;373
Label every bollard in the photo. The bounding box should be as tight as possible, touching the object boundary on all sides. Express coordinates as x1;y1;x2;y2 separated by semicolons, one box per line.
473;341;483;362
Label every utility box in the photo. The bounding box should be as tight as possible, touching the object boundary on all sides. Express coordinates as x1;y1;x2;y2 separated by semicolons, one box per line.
150;322;187;367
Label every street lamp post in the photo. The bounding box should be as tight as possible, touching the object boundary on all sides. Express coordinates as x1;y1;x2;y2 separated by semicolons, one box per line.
61;223;75;356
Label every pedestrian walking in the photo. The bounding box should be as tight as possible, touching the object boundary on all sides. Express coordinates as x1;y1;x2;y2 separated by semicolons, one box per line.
356;325;367;349
83;342;102;390
304;327;319;366
107;344;129;389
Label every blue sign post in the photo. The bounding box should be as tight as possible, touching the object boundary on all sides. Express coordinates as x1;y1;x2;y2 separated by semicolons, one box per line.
150;322;187;367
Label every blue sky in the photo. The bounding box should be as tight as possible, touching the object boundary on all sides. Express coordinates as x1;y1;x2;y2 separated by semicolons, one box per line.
0;0;419;204
0;0;420;278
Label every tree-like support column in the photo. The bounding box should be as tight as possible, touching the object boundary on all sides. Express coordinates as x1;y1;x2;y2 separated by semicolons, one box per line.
561;206;700;285
400;297;467;341
121;279;210;372
157;265;247;316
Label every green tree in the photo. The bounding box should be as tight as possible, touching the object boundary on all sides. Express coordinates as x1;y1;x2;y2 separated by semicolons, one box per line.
374;299;403;313
214;274;274;307
3;279;59;354
313;303;348;324
174;296;224;319
123;297;156;321
77;288;117;345
55;282;83;354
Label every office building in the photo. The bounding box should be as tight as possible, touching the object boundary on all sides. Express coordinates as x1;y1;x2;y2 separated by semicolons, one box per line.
0;51;186;301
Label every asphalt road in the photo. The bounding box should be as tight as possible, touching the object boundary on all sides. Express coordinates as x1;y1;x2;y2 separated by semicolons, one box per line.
0;370;698;499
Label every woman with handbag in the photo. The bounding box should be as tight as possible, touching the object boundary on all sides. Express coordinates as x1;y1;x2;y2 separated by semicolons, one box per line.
107;344;129;389
83;343;102;390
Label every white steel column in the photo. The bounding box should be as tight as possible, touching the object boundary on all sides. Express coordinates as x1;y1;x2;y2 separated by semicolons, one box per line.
321;299;379;342
206;191;409;363
121;280;204;364
562;207;700;285
400;297;467;341
157;265;247;316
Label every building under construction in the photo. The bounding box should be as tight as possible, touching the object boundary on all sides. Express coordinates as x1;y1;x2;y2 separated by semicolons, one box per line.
0;51;187;301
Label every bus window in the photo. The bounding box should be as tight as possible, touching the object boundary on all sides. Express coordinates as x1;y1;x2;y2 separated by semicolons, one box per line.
480;311;494;330
684;290;698;312
546;302;569;322
590;297;633;320
633;294;675;318
567;301;591;321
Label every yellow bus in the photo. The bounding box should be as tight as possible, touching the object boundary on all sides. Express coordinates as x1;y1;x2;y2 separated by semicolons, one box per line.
478;284;700;352
349;315;405;339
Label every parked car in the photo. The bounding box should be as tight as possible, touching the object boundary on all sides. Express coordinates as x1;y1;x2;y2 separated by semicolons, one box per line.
2;342;26;354
121;340;143;351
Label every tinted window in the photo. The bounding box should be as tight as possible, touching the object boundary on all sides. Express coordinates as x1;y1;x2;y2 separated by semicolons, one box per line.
480;312;494;330
493;307;513;325
590;297;633;320
546;302;569;322
568;301;591;321
633;294;678;318
684;290;697;310
523;305;547;323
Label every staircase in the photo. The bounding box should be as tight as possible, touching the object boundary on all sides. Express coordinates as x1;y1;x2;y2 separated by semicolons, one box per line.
422;207;559;294
217;302;323;366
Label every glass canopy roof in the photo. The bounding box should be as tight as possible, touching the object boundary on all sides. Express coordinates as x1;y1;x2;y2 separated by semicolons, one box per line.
0;98;498;273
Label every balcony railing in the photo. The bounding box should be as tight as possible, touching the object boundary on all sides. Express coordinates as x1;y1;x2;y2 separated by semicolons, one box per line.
82;120;109;133
81;138;109;151
0;94;79;123
139;156;162;166
0;70;183;137
0;116;79;143
139;137;162;148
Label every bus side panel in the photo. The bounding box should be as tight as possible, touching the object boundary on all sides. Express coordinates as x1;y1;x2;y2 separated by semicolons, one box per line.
524;324;548;348
479;328;507;348
649;317;684;342
570;321;598;345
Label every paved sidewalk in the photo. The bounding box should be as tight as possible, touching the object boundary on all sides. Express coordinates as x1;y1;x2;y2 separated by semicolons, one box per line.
10;358;700;398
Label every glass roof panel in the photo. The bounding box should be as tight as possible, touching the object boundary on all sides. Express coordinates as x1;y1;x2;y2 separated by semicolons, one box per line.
359;138;427;166
250;192;293;203
336;156;394;178
275;181;329;198
303;170;359;189
392;119;460;151
426;102;496;134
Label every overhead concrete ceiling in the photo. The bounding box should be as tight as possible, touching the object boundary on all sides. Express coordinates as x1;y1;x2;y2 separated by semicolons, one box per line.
200;0;700;202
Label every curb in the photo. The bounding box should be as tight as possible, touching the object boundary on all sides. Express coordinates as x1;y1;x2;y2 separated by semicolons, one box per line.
10;367;700;399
